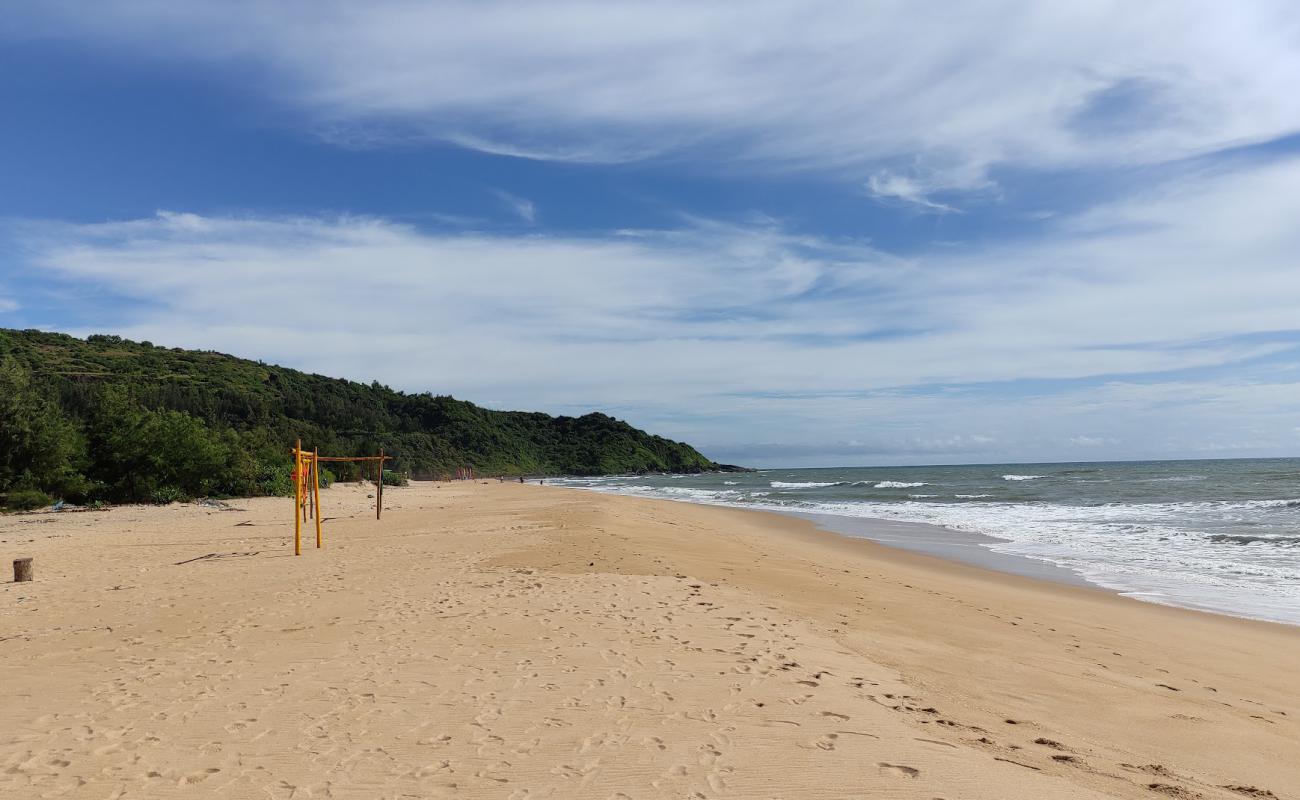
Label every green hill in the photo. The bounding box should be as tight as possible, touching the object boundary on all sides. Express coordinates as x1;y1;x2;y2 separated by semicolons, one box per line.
0;328;732;508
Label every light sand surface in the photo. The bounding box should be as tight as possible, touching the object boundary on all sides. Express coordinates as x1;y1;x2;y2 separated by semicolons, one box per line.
2;481;1297;799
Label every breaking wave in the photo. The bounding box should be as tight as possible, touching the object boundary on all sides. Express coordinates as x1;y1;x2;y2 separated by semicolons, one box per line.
771;481;840;489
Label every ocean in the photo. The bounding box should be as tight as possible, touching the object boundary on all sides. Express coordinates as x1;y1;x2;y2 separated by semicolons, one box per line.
550;458;1300;626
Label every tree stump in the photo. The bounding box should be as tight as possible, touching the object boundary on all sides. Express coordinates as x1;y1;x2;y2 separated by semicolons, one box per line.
13;557;33;583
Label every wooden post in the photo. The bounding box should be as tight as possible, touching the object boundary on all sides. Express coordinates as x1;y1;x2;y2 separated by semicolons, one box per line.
376;448;385;520
294;439;302;556
13;558;32;582
313;449;323;549
302;459;309;522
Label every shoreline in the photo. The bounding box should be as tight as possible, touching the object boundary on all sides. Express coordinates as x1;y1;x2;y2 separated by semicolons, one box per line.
798;507;1300;628
4;480;1297;798
547;484;1296;635
709;495;1299;635
791;509;1096;587
562;482;1300;627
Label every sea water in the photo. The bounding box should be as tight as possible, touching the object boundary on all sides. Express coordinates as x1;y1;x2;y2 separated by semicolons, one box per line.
551;459;1300;625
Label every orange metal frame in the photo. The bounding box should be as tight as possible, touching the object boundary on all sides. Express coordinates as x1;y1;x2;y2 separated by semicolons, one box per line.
291;439;392;556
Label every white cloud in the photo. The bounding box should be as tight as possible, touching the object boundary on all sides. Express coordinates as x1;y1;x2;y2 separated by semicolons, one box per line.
10;150;1300;462
11;2;1300;192
865;172;959;213
491;189;537;223
0;297;18;314
1068;436;1111;447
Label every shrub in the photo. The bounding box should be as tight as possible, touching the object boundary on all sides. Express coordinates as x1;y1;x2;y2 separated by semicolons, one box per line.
381;470;409;486
5;488;52;511
330;461;360;482
253;459;295;497
150;485;186;505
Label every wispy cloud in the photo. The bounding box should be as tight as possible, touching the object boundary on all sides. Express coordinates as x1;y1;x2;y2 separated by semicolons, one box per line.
865;172;958;213
491;189;536;224
428;212;486;227
9;150;1300;463
11;2;1300;195
1068;435;1112;447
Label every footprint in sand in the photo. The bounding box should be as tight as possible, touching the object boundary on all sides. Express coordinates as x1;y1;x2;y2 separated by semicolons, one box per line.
1220;786;1278;798
800;733;838;751
877;762;920;778
178;767;221;785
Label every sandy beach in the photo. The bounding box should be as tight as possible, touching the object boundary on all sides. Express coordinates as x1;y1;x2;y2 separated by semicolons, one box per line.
2;480;1297;800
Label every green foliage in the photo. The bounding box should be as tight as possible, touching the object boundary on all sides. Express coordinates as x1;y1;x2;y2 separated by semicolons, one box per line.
5;488;53;511
330;460;360;482
253;461;295;497
0;356;88;500
82;389;233;502
149;485;186;505
0;328;728;505
381;470;409;487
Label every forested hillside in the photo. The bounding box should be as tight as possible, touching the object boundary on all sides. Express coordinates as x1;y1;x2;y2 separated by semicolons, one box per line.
0;329;729;508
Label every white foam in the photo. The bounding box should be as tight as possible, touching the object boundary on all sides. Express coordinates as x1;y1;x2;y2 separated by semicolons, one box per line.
1249;498;1300;508
1002;474;1045;481
549;475;1300;625
656;487;740;500
771;481;839;489
785;498;1300;625
874;481;927;488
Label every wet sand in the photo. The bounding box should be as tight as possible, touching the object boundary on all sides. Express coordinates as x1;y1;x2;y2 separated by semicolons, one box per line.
2;480;1297;799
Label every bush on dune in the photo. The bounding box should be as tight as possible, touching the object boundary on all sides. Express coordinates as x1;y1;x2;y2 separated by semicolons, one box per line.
381;470;409;487
4;488;54;511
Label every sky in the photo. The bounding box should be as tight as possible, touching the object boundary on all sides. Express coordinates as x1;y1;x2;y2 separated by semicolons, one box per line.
3;2;1300;467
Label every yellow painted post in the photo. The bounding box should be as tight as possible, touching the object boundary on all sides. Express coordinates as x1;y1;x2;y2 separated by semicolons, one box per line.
300;448;309;523
376;448;384;520
293;439;302;556
313;449;323;549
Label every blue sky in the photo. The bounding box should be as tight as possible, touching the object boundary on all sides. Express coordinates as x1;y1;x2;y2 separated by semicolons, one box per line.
3;2;1300;467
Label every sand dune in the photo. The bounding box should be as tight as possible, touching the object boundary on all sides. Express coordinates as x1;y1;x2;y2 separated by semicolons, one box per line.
2;481;1297;798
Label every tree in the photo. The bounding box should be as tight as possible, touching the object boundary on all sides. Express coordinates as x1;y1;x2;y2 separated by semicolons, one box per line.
0;357;87;501
85;389;231;502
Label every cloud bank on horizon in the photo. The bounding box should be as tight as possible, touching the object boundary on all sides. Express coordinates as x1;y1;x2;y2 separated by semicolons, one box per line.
3;1;1300;466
